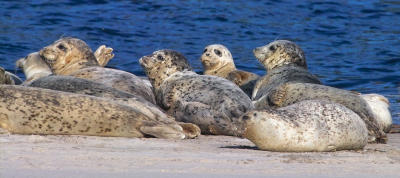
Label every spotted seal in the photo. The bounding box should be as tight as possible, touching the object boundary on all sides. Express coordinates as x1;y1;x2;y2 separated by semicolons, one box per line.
39;37;155;103
242;100;368;152
0;85;189;139
140;49;254;136
252;40;386;143
200;44;259;96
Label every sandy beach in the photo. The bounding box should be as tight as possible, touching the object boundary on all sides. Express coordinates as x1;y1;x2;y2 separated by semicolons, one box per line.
0;128;399;178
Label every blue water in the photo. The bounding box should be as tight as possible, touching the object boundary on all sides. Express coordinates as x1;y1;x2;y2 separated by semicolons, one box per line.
0;0;399;124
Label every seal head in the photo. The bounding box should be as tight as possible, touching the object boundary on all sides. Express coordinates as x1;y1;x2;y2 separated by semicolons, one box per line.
253;40;306;71
201;44;236;78
39;37;99;75
139;49;191;90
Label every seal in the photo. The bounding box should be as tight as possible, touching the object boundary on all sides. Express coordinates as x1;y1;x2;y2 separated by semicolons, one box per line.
200;44;259;96
242;100;368;152
252;40;386;143
16;52;53;84
361;94;392;133
252;40;321;100
28;75;200;138
0;85;187;139
140;49;254;136
263;82;387;143
39;37;155;104
16;45;114;84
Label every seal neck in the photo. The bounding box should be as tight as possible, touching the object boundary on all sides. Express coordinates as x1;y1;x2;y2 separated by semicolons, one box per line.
204;63;236;78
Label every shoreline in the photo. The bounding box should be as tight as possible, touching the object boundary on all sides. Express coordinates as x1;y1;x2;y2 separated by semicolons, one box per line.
1;131;399;178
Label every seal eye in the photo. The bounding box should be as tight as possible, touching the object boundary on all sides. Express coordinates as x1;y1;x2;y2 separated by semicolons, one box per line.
157;55;164;61
57;44;67;52
203;49;207;53
269;45;276;51
214;49;222;57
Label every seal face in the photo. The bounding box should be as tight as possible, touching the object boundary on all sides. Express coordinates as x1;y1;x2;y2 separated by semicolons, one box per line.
140;49;254;136
200;44;260;97
243;100;368;152
0;85;187;139
39;37;99;75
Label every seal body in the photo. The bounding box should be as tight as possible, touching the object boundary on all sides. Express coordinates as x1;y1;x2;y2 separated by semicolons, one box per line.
200;44;259;97
0;85;186;139
29;75;200;138
140;49;254;136
39;37;155;104
243;100;368;152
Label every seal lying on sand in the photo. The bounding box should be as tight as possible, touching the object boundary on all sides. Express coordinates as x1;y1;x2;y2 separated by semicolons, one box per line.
252;40;386;143
0;85;188;139
16;45;114;84
140;49;254;136
242;100;368;152
28;75;200;138
201;44;259;96
39;37;155;103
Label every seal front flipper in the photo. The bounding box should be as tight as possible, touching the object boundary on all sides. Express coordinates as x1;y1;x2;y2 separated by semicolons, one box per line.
94;45;114;67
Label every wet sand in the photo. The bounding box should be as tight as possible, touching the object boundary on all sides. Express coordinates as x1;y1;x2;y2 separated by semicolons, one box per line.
0;129;399;178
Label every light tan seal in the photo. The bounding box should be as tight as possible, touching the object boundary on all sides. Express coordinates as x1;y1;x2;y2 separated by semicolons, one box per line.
39;37;155;103
16;45;114;84
242;100;368;152
252;40;386;143
0;85;189;139
361;94;392;133
201;44;259;96
140;49;254;136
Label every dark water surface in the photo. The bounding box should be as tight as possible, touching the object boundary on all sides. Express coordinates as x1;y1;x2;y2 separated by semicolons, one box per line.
0;0;399;123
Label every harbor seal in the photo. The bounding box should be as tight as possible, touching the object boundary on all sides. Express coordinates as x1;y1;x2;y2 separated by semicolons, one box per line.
252;40;321;100
252;40;386;143
39;37;155;103
201;44;259;96
0;85;188;139
16;45;114;84
263;82;387;143
28;75;200;138
361;94;392;133
242;100;368;152
140;49;254;136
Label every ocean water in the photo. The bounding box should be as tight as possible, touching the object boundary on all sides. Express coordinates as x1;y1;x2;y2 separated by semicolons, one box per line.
0;0;398;124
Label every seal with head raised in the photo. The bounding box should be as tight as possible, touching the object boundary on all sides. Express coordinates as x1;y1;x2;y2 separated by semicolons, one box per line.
252;40;386;143
0;85;190;139
39;37;155;104
16;45;114;85
242;100;368;152
201;44;260;96
140;49;254;136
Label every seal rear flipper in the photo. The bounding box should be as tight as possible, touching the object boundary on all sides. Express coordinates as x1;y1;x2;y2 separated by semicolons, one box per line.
177;122;201;139
139;124;185;139
94;45;114;67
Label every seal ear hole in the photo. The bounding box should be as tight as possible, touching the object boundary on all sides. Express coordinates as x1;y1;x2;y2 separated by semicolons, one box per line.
269;45;276;51
214;49;222;57
57;44;67;52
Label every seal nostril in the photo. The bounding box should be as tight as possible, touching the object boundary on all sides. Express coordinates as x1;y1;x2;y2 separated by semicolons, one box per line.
206;53;210;57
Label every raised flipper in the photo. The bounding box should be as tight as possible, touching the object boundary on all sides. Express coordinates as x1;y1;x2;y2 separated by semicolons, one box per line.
94;45;115;67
